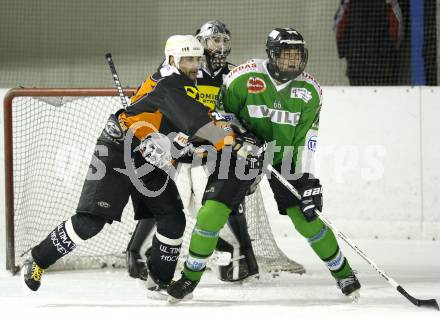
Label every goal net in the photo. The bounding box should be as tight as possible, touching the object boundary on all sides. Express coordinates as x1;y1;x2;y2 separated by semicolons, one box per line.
4;88;305;275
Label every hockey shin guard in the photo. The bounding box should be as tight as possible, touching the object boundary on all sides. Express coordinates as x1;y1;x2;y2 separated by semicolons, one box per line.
287;206;353;278
184;200;231;281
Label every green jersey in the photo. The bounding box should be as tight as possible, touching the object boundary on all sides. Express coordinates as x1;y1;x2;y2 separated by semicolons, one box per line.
220;59;322;172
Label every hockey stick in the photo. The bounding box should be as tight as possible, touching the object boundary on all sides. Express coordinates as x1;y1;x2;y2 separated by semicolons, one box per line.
105;53;129;109
266;164;439;311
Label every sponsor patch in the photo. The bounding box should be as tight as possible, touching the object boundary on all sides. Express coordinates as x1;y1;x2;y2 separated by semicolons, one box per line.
184;85;200;101
173;132;189;147
291;87;312;103
247;77;266;93
307;135;318;152
247;105;300;126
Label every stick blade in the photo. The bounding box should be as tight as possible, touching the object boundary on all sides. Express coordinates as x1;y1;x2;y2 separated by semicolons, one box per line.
417;299;439;311
397;285;439;311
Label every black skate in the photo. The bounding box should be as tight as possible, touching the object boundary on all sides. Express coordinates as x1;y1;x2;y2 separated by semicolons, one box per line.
167;273;199;303
143;265;171;300
22;257;44;291
336;271;361;301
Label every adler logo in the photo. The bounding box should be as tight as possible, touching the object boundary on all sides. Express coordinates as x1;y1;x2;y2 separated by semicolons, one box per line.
247;77;266;93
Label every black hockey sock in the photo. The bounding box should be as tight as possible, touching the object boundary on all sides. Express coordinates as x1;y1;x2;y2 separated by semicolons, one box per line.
148;233;182;284
31;214;105;269
31;219;80;269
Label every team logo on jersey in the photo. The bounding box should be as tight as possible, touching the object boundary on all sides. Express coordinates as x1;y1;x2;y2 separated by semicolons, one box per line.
104;118;123;139
247;77;266;93
307;135;318;152
291;87;312;103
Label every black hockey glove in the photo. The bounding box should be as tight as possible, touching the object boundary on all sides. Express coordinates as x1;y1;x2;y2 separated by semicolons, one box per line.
296;173;323;222
232;128;266;171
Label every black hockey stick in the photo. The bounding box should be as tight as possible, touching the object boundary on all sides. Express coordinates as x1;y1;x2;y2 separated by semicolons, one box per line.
266;164;439;311
105;53;129;109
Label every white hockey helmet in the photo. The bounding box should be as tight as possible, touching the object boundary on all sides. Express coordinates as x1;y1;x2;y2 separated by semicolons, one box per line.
164;35;204;69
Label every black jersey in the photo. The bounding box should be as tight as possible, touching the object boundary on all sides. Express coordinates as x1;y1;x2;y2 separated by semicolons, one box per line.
120;66;211;141
196;63;234;110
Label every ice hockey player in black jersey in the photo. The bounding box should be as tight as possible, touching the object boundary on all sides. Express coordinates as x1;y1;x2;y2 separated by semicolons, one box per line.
22;34;262;295
126;21;259;285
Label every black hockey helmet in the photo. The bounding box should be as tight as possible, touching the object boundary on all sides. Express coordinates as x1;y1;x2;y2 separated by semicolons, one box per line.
266;27;308;82
195;20;231;72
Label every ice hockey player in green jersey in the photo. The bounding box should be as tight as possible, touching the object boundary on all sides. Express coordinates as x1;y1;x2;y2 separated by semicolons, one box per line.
167;27;361;302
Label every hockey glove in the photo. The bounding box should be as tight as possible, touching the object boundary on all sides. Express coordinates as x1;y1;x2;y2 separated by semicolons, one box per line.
232;127;266;170
296;173;323;222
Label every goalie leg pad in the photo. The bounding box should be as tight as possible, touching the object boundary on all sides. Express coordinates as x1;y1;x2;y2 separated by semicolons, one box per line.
126;219;156;279
216;209;259;281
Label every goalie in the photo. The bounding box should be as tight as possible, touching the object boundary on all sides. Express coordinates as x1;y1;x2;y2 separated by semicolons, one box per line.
126;20;259;283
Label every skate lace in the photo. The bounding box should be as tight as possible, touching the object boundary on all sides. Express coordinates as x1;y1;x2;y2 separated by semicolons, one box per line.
337;275;356;289
31;263;44;281
183;280;193;289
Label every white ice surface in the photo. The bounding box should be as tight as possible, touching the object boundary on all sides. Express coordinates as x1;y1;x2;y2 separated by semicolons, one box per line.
1;238;439;318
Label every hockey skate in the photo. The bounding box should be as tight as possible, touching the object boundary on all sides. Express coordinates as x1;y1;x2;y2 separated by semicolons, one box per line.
336;271;361;302
167;273;199;303
143;262;171;300
22;257;44;291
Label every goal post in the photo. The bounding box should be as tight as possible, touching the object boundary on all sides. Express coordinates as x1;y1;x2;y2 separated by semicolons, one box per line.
3;88;305;275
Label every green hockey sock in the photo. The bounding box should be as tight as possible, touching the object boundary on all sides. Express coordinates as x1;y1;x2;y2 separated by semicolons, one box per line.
184;200;231;281
287;206;353;279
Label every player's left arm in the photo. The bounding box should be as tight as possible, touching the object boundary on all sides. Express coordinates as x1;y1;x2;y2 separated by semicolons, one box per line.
292;84;322;175
291;83;323;220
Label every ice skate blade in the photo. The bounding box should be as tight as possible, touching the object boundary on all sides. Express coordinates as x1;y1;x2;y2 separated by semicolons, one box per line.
21;267;37;295
348;289;360;303
146;289;169;300
167;293;194;304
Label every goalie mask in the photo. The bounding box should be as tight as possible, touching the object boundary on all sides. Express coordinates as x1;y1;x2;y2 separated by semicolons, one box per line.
266;28;308;82
195;20;231;72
